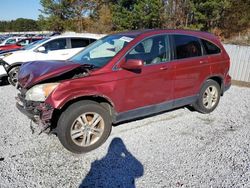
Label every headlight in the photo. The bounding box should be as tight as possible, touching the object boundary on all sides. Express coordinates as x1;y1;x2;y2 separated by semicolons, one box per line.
25;83;59;101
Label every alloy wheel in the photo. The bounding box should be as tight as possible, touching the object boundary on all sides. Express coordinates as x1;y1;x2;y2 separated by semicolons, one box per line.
70;112;105;147
202;86;218;109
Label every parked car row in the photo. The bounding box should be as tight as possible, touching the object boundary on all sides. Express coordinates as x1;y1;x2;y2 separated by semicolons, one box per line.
0;37;44;52
0;33;105;85
0;32;61;52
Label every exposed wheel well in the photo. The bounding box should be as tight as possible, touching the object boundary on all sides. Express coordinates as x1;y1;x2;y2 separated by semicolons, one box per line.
208;76;222;87
50;96;115;132
206;76;224;95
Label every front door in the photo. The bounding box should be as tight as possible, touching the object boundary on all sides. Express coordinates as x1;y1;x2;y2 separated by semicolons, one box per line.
115;35;174;113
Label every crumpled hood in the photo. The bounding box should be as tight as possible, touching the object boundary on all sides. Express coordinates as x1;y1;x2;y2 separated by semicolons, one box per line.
18;60;81;88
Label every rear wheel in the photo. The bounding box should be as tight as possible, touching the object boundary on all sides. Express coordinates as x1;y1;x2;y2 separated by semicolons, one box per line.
8;66;20;86
193;79;221;113
57;100;112;153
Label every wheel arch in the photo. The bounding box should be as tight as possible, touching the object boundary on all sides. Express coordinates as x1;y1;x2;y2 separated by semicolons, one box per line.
6;62;23;72
50;95;116;131
201;75;224;95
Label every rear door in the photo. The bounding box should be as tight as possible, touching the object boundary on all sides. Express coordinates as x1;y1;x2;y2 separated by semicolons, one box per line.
171;34;209;99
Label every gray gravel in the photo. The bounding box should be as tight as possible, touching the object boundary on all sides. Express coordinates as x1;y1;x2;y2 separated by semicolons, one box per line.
0;85;250;188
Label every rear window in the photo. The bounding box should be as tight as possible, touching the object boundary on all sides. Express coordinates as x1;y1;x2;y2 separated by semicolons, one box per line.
71;38;93;48
202;39;221;55
173;35;202;59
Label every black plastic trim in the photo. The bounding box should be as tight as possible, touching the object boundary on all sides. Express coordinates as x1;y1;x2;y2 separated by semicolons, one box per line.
115;95;198;123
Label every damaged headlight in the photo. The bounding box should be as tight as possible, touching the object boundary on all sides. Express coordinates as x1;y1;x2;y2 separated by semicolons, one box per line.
25;83;59;102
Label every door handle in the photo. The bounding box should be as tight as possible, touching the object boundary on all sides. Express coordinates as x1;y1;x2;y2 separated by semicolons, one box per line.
160;66;168;70
200;60;208;64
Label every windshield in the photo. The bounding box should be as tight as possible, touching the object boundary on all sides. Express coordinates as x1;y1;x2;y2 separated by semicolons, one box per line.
24;38;49;50
70;35;135;68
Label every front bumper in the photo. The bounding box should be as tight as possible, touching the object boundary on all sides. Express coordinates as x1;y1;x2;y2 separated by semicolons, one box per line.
16;92;54;132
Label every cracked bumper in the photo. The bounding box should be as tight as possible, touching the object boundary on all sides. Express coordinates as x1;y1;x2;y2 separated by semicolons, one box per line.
16;93;54;131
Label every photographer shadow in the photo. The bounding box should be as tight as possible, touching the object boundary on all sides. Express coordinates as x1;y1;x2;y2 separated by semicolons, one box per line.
79;137;144;188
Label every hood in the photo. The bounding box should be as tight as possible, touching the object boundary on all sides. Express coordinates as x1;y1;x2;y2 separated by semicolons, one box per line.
18;60;82;88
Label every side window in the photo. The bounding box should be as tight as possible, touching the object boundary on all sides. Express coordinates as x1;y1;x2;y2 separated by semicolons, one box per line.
31;38;41;43
43;38;67;51
6;39;16;44
173;35;202;59
71;38;91;48
201;39;221;55
126;35;170;65
89;39;96;44
17;39;29;46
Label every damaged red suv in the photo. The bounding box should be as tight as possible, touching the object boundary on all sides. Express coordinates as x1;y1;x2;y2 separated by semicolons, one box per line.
16;29;231;153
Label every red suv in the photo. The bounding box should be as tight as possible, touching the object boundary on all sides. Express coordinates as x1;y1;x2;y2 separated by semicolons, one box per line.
16;29;231;153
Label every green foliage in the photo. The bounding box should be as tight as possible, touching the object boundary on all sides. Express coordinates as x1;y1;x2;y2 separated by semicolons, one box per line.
0;18;40;32
133;0;164;29
191;0;228;31
221;0;250;37
111;0;164;30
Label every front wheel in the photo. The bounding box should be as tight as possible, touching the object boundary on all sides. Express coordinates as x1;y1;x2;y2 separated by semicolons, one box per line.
193;79;221;113
8;66;20;86
56;100;112;153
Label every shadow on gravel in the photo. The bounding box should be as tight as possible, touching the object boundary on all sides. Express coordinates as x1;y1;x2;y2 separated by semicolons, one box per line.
79;137;144;188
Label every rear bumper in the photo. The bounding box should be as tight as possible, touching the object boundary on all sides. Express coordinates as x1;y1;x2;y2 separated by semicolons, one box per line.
224;83;231;92
222;74;231;95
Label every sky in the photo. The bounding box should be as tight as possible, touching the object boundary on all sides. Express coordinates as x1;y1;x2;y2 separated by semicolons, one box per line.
0;0;42;21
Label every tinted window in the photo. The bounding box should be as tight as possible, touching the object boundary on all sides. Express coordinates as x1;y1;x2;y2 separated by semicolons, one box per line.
31;38;41;42
43;38;67;51
202;39;221;55
17;39;29;46
89;39;96;43
126;35;170;65
174;35;202;59
71;38;92;48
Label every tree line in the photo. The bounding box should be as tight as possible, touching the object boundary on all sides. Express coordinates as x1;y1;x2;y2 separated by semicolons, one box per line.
1;0;249;39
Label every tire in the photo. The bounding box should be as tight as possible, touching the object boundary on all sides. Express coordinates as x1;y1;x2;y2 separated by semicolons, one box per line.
8;66;20;86
193;79;221;114
57;100;112;154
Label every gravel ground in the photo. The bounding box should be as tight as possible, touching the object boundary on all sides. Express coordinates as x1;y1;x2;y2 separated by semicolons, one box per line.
0;85;250;188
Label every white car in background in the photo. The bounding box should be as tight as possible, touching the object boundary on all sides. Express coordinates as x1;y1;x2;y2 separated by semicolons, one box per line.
0;37;26;46
0;33;105;85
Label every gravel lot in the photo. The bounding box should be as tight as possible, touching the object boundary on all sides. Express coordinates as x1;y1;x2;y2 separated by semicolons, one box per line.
0;85;250;187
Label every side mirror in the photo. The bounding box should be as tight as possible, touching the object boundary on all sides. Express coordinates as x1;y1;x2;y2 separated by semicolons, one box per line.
121;59;143;70
36;46;46;53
